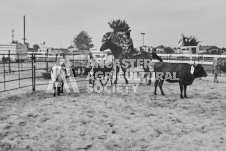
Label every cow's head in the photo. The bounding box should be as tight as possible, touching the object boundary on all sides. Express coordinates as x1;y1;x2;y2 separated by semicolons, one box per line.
193;64;208;78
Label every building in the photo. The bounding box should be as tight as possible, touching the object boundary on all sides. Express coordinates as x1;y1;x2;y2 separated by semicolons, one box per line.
156;45;165;53
199;45;220;54
173;47;181;53
68;46;78;53
0;43;28;62
180;46;200;54
37;42;54;54
139;46;152;53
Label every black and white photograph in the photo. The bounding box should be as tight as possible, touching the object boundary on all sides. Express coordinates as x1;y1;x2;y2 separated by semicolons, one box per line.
0;0;226;150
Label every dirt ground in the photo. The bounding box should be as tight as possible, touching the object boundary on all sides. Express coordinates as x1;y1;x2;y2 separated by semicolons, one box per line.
0;75;226;151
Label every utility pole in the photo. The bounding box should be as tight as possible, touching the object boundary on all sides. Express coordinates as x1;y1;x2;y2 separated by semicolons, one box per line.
141;33;145;46
22;15;26;44
12;29;14;43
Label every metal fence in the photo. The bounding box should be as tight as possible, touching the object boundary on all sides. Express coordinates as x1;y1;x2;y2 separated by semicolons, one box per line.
153;53;226;74
0;52;89;93
0;52;225;93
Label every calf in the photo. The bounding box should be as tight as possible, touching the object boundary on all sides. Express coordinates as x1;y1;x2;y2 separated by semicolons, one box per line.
154;62;208;99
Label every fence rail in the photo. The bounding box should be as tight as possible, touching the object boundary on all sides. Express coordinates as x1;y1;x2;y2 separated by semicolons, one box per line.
0;52;89;93
1;52;225;93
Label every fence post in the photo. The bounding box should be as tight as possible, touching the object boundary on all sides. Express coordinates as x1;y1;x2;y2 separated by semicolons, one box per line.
46;49;49;73
8;50;11;73
18;54;21;88
32;53;35;91
34;54;36;91
3;54;6;91
32;53;34;91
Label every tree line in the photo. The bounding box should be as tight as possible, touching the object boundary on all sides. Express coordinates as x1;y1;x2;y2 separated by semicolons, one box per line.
29;19;203;53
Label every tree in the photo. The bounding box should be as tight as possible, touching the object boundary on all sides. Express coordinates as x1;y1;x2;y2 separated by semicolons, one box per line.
108;19;131;33
102;19;131;44
178;34;200;46
73;31;94;50
11;40;19;44
33;44;40;51
164;47;174;54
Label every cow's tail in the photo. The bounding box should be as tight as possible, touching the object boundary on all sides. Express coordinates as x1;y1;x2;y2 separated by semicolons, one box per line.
151;52;163;62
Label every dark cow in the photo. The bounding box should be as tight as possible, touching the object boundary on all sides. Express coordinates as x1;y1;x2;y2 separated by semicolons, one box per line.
154;62;208;99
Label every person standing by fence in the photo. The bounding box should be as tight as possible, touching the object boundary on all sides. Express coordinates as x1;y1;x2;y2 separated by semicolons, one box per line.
50;59;62;96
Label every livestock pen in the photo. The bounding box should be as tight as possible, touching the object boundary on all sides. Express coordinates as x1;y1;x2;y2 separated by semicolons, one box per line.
1;52;226;151
1;52;226;93
0;52;89;93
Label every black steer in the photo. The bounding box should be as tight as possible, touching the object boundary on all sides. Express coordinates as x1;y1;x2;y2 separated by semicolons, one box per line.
154;62;208;98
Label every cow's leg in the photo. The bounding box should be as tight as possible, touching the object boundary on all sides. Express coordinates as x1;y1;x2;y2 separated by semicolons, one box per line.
61;82;64;93
114;66;120;84
110;72;113;86
184;85;188;98
122;67;128;84
92;72;95;88
72;69;76;77
147;72;152;85
179;82;184;99
53;87;56;97
154;80;159;95
57;86;61;96
92;79;95;88
144;67;152;85
215;72;219;83
159;80;165;95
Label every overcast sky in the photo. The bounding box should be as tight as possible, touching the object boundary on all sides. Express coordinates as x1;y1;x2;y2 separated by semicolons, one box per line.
0;0;225;49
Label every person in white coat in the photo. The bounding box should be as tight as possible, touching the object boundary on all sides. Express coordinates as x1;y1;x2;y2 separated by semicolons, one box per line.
51;60;66;96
